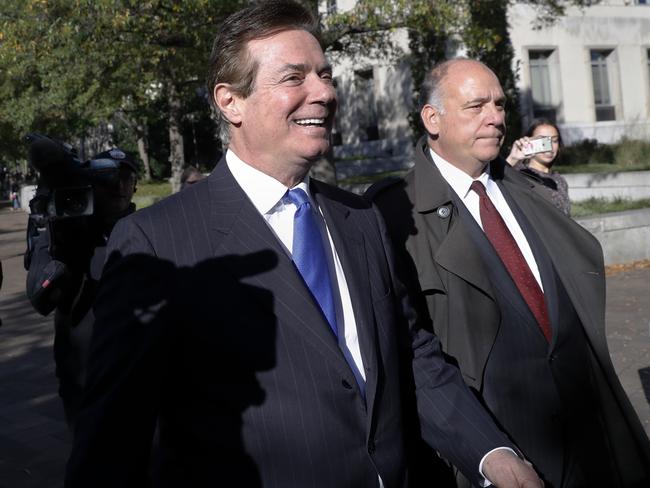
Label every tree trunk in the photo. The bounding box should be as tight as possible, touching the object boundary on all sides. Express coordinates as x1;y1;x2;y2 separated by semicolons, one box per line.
136;123;152;181
168;83;186;193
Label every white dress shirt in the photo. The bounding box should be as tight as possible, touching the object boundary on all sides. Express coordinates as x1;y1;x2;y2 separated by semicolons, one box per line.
430;148;544;291
226;150;366;394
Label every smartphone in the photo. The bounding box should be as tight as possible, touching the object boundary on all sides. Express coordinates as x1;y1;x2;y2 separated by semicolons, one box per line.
523;136;553;157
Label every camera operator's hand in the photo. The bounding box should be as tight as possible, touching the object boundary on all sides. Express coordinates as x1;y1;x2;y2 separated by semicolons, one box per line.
25;226;81;316
506;137;531;167
48;217;100;271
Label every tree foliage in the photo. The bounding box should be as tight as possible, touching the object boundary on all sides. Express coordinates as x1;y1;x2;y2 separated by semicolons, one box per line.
0;1;596;182
0;0;240;187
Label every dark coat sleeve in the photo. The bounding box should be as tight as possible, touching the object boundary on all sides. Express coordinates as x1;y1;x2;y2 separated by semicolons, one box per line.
64;216;177;488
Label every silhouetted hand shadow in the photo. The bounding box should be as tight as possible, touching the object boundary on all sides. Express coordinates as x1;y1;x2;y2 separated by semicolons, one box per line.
67;250;278;488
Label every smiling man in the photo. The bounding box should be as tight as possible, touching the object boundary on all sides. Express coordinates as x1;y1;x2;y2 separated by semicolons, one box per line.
368;58;650;487
65;7;544;488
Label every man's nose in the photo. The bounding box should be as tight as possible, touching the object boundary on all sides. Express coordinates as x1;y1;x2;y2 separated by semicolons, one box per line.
309;75;337;105
485;103;506;125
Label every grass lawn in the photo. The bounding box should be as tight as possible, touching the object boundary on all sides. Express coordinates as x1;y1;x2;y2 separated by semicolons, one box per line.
133;180;172;209
572;198;650;218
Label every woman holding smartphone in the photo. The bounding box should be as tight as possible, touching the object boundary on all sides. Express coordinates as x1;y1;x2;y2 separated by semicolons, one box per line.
506;118;571;216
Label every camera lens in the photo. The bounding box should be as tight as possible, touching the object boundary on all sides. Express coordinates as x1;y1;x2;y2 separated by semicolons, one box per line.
54;187;93;218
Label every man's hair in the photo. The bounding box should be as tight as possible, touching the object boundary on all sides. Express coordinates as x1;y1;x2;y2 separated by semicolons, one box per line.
419;57;488;113
180;165;204;189
206;0;319;144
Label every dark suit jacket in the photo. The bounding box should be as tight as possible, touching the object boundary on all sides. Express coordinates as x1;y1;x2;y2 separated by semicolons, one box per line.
368;137;650;487
64;158;513;488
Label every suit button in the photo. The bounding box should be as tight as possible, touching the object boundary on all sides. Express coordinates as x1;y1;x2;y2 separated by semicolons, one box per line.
342;379;353;389
368;440;375;454
548;354;556;363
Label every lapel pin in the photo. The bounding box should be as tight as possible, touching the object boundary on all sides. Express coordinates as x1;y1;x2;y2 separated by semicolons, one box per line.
437;206;450;219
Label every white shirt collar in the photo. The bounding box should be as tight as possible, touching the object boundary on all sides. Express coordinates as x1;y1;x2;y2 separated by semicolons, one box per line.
226;149;311;215
428;148;490;198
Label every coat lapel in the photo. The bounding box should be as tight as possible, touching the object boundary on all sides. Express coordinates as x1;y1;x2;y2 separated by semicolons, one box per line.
412;141;494;299
500;166;608;352
206;162;352;378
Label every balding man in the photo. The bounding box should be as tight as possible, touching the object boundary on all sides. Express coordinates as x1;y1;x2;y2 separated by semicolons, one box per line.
368;58;650;487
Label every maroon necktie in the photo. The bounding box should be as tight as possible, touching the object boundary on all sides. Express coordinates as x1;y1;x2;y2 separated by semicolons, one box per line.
470;181;552;342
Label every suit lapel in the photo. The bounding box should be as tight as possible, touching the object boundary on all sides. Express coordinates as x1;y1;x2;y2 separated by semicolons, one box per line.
206;162;351;377
312;182;379;406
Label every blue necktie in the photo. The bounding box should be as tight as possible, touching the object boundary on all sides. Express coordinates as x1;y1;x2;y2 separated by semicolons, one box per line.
287;188;338;337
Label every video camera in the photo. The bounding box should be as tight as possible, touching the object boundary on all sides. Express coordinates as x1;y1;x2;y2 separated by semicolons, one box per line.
25;133;126;220
24;133;135;270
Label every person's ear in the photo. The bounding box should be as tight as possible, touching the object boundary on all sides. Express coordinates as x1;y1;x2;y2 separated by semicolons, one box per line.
421;104;442;137
214;83;243;126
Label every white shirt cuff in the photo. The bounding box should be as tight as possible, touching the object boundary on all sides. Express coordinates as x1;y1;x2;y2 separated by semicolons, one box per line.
478;447;519;487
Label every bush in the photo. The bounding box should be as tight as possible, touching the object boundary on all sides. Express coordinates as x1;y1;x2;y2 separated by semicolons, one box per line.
559;139;614;166
613;138;650;168
559;138;650;168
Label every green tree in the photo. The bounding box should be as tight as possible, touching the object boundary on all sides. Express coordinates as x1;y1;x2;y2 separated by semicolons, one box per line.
0;0;241;189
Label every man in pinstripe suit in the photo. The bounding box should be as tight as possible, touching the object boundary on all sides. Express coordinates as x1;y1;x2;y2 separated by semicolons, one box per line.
65;3;541;487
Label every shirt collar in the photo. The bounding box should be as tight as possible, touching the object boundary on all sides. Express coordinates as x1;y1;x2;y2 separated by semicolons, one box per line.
428;148;491;199
226;149;311;215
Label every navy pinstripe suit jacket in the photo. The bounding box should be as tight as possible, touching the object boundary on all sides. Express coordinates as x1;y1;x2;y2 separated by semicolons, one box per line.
65;159;511;488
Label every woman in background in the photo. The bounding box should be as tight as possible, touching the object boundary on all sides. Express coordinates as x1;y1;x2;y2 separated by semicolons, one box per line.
506;118;570;216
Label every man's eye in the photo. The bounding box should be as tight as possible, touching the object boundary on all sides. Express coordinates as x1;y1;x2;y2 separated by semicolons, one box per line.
283;75;303;83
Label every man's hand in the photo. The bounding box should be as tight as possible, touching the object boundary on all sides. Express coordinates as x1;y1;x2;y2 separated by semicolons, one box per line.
482;449;543;488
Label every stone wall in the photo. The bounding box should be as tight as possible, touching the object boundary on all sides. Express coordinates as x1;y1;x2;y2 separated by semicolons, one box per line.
564;170;650;202
577;208;650;265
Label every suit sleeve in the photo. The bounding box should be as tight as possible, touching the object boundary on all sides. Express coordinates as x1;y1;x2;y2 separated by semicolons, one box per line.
65;217;177;488
372;204;515;486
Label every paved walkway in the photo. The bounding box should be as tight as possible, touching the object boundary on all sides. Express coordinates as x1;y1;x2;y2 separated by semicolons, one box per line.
0;207;649;487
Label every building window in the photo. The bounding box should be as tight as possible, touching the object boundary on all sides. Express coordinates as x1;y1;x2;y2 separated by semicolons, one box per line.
354;69;379;142
528;50;557;122
590;49;616;121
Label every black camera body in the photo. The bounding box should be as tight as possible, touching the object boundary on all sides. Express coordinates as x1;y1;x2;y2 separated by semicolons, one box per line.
24;133;123;270
26;133;123;220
